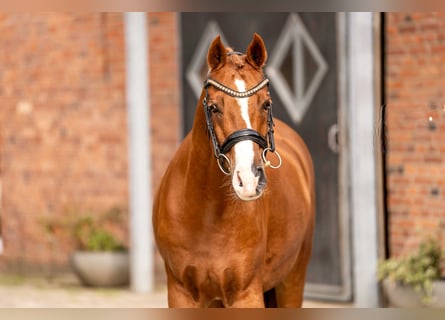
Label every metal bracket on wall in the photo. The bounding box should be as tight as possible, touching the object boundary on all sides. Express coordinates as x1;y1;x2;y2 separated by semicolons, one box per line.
328;123;340;154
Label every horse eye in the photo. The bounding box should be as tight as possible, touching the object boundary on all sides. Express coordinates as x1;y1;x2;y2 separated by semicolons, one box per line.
263;100;272;110
209;104;220;114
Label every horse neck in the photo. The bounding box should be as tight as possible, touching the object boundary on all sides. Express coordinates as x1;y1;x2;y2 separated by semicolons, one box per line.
187;95;227;190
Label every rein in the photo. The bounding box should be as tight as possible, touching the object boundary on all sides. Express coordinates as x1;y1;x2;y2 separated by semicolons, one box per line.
203;76;282;175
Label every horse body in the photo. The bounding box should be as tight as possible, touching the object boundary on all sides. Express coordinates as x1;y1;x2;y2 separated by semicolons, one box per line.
153;34;315;308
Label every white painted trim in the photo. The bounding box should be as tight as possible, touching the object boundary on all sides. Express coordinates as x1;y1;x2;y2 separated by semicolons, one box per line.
124;12;154;293
347;12;380;307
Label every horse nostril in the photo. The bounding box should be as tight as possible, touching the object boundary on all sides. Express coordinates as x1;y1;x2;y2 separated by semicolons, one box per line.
254;166;264;178
256;166;267;189
237;171;243;187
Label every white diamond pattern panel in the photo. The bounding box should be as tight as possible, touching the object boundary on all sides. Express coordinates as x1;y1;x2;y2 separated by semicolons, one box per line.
266;14;328;124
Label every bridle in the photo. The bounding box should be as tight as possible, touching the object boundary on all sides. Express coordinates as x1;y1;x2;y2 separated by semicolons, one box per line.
203;75;282;175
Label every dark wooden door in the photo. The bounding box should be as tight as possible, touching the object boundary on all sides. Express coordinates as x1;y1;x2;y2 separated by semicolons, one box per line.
180;13;350;301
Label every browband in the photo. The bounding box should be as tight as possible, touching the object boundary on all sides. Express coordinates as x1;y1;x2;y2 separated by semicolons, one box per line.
204;78;270;98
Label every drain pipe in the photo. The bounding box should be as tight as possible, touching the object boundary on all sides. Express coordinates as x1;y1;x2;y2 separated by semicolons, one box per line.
124;12;153;293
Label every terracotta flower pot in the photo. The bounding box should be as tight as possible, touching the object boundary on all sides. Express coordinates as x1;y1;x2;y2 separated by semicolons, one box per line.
71;251;130;287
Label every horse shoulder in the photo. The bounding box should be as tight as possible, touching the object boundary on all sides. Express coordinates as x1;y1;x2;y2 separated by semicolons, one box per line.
153;133;192;243
266;118;315;235
260;119;315;288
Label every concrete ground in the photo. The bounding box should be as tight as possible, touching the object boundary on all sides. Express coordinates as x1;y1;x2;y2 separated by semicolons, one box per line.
0;273;351;308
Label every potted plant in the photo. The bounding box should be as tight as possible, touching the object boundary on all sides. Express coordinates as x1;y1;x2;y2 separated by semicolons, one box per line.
42;206;129;287
378;237;445;307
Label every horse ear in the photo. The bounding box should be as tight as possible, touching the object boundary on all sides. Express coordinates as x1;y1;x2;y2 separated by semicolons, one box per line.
207;35;227;71
246;33;267;69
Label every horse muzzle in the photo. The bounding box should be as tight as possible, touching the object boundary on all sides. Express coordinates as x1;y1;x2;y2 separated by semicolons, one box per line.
231;141;268;201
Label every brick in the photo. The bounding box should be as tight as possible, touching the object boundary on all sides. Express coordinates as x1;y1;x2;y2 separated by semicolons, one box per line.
0;13;180;274
385;12;445;261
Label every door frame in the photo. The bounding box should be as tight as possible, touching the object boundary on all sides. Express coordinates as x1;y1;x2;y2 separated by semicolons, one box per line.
303;12;352;302
347;12;383;307
304;13;384;307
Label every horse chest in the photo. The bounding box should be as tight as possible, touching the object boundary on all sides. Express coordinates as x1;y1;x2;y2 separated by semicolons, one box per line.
164;192;299;282
165;217;265;301
170;223;265;275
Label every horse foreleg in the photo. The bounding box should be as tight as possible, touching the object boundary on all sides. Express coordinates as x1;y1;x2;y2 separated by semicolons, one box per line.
165;266;200;308
274;270;306;307
227;282;265;308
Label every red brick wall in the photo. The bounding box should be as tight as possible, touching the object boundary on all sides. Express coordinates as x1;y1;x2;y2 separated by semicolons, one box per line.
148;12;180;283
385;13;445;258
148;12;181;191
0;12;180;273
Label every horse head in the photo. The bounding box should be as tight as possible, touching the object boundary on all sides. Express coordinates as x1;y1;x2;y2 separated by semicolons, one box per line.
203;34;279;201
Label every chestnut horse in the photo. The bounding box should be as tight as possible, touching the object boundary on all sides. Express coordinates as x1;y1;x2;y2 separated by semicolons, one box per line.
153;34;315;308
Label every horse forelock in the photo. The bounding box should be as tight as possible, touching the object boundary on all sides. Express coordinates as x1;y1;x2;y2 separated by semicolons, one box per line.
225;48;245;69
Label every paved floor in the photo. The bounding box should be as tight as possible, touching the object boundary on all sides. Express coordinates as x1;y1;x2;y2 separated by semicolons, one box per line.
0;273;351;308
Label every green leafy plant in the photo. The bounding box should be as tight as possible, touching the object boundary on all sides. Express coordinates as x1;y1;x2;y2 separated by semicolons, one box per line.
378;237;444;305
42;206;127;252
73;214;126;252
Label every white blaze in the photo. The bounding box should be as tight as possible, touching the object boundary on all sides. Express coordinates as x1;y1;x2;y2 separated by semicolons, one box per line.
234;79;252;128
232;79;259;200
